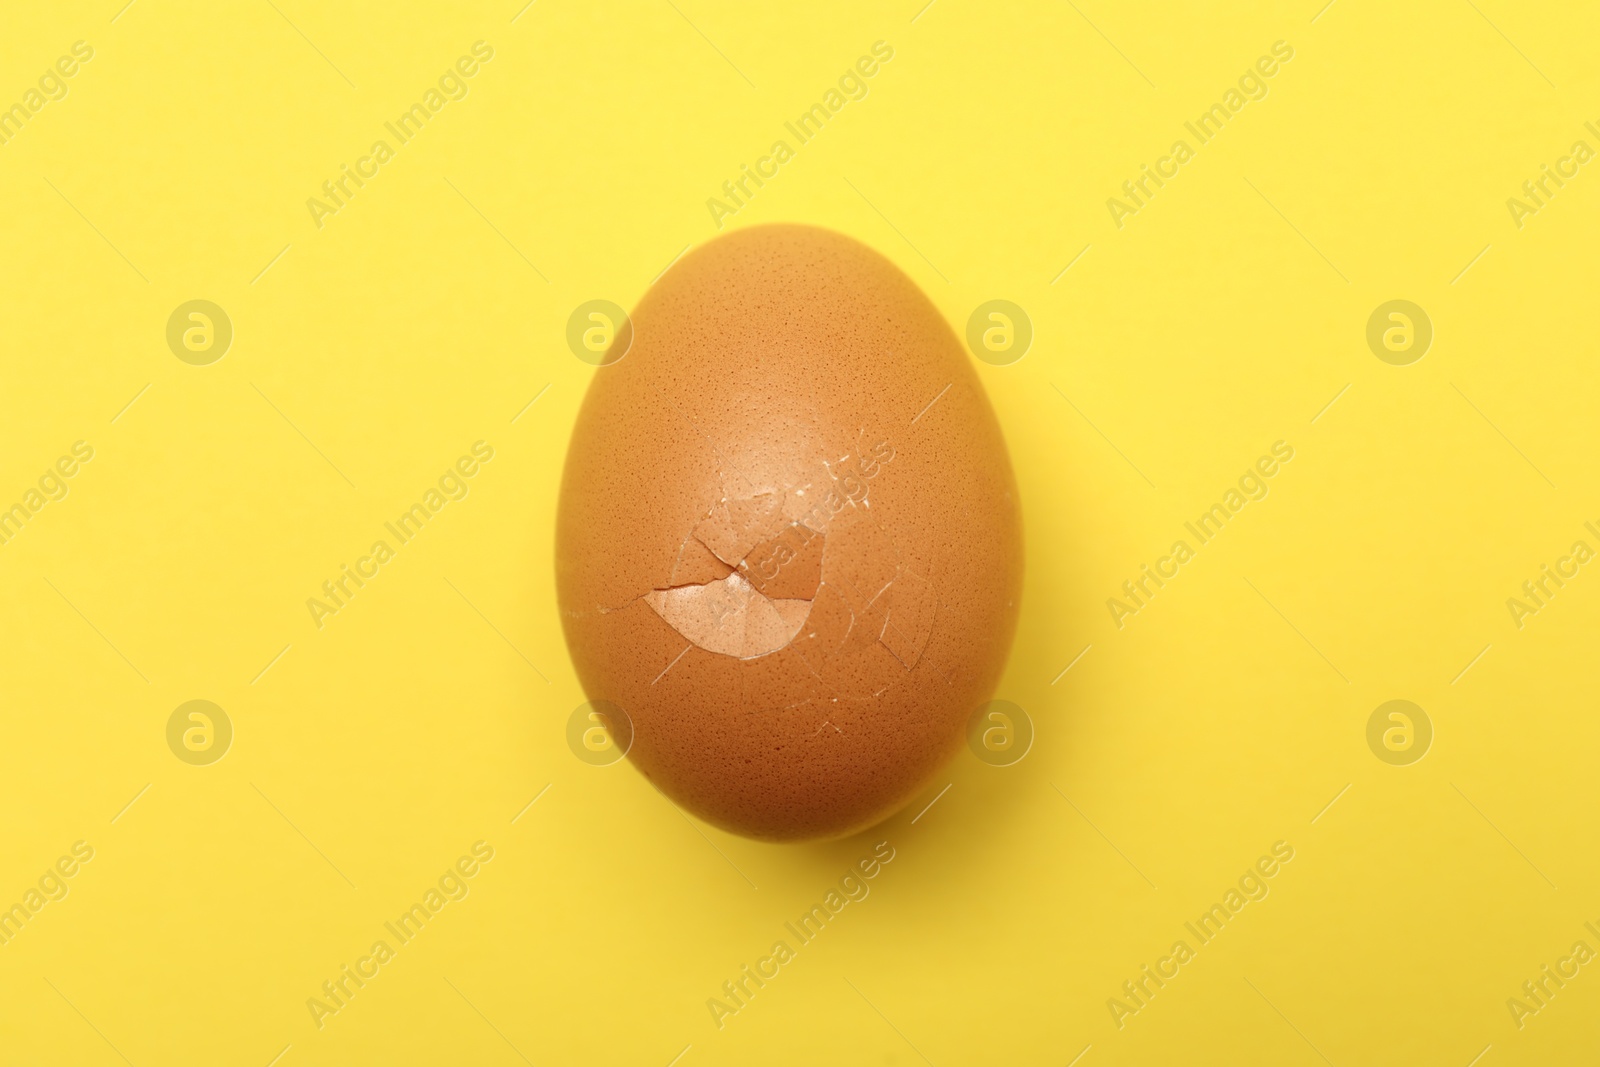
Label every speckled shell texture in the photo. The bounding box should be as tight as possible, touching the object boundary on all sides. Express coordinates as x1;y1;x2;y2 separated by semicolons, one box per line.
556;224;1022;842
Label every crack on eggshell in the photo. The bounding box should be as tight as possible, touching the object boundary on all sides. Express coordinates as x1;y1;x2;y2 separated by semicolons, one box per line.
614;426;937;692
878;567;937;669
669;533;734;586
644;572;810;659
639;474;940;687
733;524;824;600
692;489;787;568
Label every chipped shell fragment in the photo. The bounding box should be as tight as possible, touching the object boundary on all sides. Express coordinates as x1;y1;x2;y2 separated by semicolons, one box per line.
556;223;1023;842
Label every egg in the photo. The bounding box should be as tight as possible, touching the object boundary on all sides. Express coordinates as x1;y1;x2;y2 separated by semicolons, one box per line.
556;224;1022;841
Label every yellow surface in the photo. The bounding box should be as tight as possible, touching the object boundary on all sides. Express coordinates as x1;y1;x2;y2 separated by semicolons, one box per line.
2;2;1597;1064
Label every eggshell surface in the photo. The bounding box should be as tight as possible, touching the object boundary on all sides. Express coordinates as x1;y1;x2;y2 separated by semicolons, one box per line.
556;224;1022;841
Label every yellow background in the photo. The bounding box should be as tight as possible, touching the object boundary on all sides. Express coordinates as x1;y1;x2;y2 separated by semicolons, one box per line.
2;1;1597;1064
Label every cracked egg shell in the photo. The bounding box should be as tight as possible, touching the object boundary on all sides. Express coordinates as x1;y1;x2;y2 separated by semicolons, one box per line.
556;223;1022;842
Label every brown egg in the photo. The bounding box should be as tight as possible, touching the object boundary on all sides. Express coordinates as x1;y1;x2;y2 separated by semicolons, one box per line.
556;224;1022;841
